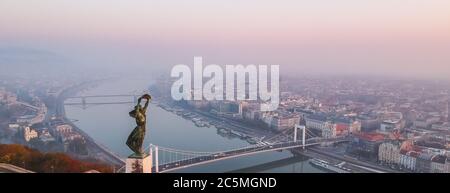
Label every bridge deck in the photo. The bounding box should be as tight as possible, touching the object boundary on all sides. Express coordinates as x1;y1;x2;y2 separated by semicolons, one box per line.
67;94;137;98
154;138;347;173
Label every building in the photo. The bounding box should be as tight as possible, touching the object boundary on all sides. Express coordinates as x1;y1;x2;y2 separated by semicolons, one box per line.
430;155;447;173
0;91;18;105
414;116;441;129
187;100;210;109
270;114;300;131
55;124;72;134
414;118;429;129
211;101;243;119
431;122;450;131
7;123;20;132
347;133;385;160
415;137;446;150
349;120;362;134
243;109;260;121
380;119;403;132
378;112;404;132
213;101;242;114
305;114;332;138
23;127;38;142
53;124;84;144
333;117;361;134
399;150;419;171
261;113;273;126
334;123;349;136
322;125;336;139
60;132;83;143
39;129;56;143
306;115;361;138
305;114;329;131
293;108;314;120
378;140;401;165
446;158;450;173
416;153;434;173
16;115;36;124
356;115;380;132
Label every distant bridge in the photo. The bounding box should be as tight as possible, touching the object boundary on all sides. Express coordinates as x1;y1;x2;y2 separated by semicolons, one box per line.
66;94;138;99
64;94;140;108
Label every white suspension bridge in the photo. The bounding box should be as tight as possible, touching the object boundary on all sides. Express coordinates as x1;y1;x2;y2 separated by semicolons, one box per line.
117;125;349;173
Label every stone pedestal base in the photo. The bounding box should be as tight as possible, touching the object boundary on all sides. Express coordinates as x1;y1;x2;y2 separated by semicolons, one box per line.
125;153;152;173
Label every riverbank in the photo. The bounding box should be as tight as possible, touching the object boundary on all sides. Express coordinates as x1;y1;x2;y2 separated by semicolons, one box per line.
54;79;125;168
155;101;280;145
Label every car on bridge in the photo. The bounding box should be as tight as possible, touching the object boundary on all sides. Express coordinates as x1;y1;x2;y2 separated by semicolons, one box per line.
213;153;225;158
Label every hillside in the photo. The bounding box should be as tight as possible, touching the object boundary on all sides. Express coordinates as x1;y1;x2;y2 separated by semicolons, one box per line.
0;144;113;173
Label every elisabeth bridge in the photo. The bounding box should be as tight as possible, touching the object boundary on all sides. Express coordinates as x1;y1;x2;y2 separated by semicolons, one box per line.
119;125;348;173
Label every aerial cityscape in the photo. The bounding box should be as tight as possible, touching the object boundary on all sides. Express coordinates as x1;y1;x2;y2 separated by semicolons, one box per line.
2;74;450;173
1;0;450;176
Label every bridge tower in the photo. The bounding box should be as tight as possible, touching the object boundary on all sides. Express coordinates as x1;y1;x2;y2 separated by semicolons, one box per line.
154;145;159;173
302;125;306;149
81;97;87;110
133;95;138;104
294;125;297;142
295;124;306;150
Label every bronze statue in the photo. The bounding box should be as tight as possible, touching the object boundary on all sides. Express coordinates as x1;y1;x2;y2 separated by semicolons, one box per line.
126;94;151;156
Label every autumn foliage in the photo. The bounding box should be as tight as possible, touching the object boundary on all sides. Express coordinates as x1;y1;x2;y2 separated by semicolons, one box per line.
0;144;113;173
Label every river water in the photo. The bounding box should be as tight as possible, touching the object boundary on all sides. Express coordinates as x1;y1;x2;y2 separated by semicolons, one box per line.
65;77;324;173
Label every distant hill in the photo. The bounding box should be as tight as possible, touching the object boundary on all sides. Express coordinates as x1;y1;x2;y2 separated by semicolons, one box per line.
0;47;73;77
0;47;67;65
0;144;113;173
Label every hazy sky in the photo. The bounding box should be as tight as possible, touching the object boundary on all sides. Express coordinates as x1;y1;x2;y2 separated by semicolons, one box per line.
1;0;450;79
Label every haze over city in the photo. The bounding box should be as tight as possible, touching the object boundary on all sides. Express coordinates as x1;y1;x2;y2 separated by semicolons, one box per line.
1;0;450;79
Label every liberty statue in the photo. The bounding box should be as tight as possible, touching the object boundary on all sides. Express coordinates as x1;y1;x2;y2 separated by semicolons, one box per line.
126;93;151;156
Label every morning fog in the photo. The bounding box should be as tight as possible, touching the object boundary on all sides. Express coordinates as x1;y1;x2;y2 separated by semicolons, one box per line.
170;57;279;111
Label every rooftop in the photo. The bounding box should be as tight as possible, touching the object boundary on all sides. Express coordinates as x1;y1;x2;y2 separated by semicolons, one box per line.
333;117;352;124
354;132;385;141
306;114;327;122
431;155;447;164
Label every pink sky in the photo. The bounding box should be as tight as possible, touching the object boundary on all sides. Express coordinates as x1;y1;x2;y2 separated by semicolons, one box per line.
1;0;450;78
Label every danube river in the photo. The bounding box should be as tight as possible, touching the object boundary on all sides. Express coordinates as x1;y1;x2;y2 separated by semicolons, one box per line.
65;77;324;173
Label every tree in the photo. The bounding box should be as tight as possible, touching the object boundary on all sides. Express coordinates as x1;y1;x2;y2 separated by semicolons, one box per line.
68;138;88;155
0;144;113;173
28;138;44;150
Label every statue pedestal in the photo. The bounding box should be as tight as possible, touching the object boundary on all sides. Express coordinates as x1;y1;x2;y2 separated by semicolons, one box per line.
125;153;152;173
